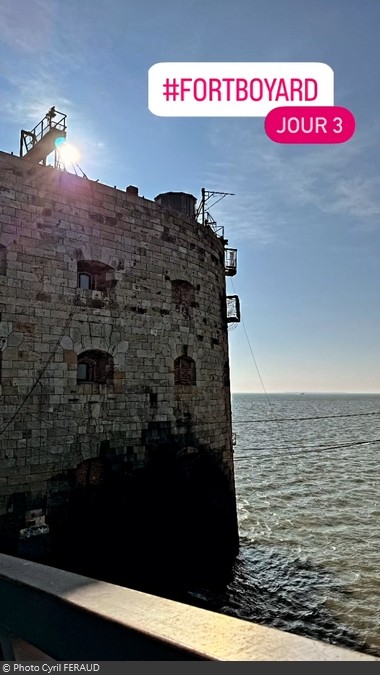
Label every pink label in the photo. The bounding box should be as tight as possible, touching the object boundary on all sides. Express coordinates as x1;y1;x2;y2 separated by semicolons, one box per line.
265;106;355;143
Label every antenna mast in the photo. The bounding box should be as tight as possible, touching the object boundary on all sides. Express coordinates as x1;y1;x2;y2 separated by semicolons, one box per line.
196;188;235;238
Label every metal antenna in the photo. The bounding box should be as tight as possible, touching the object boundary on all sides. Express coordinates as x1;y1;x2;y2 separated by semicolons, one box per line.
196;188;235;238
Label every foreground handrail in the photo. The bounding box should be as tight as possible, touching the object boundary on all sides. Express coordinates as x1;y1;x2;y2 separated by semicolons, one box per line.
0;554;378;661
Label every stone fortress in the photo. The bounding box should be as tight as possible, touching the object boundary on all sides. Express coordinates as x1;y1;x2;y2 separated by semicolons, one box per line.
0;110;240;590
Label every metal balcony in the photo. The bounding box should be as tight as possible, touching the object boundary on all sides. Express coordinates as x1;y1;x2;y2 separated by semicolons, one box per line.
224;248;237;276
20;107;67;165
227;295;241;322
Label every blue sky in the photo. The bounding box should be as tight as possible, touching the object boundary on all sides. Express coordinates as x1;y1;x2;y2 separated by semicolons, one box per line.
0;0;379;393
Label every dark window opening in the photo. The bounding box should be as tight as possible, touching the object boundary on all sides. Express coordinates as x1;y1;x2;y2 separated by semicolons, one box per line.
77;261;116;291
0;245;6;276
149;393;158;408
174;355;196;386
172;280;195;306
99;440;111;458
77;350;114;384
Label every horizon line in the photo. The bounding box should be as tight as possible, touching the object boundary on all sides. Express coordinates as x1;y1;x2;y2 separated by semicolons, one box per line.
231;391;380;395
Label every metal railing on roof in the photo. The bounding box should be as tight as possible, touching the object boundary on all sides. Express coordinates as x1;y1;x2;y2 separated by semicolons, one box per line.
19;108;67;159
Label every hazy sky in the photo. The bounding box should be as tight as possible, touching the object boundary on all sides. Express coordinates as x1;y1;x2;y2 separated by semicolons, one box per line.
0;0;379;393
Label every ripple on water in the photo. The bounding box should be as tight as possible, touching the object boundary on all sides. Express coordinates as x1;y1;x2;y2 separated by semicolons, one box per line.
214;394;380;657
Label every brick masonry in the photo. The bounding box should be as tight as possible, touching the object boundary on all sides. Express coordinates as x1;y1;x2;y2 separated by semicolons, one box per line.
0;151;238;587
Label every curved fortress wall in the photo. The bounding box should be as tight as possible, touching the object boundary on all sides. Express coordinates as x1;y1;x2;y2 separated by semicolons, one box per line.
0;151;238;587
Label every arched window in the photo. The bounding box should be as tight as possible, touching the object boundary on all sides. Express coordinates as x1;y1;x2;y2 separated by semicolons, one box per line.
77;261;115;291
174;355;196;386
0;244;6;276
171;280;195;306
77;350;114;384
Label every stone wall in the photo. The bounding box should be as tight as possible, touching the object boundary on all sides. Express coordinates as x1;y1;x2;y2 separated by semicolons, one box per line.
0;151;238;588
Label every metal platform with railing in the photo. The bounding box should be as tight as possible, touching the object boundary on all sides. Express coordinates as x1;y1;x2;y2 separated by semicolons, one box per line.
227;295;241;322
224;248;237;276
19;108;67;165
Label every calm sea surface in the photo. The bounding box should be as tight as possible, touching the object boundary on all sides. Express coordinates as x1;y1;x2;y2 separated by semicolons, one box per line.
189;393;380;657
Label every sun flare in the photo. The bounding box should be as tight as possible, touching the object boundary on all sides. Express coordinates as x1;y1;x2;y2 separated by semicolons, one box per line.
55;140;80;165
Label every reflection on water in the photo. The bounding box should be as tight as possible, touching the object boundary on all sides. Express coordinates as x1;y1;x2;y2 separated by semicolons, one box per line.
187;540;377;656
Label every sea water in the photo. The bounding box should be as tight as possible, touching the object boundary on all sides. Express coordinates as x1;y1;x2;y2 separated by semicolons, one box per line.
189;393;380;657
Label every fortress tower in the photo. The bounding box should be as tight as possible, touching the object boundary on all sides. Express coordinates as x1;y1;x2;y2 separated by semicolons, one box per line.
0;116;240;589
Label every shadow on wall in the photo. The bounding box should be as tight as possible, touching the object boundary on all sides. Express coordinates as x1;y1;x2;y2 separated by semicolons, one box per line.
39;446;239;595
